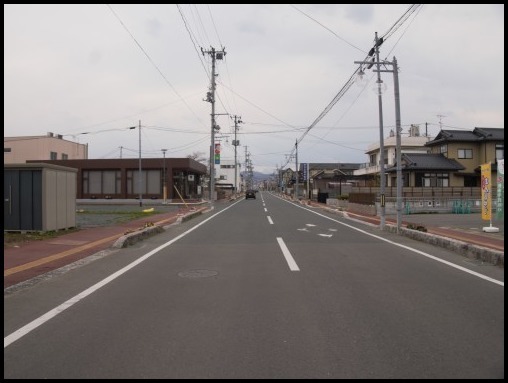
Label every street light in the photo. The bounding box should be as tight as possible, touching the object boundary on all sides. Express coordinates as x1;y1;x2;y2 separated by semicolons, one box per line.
161;149;167;204
129;121;142;207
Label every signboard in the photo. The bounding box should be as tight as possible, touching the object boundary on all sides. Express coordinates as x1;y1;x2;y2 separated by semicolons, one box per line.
302;163;308;181
496;159;504;219
214;143;220;164
481;162;492;221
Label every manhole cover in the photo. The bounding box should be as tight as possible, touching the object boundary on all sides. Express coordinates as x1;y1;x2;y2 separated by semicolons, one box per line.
178;269;218;278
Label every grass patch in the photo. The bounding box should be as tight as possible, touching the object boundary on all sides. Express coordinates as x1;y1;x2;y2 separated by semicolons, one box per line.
4;227;81;248
5;210;159;248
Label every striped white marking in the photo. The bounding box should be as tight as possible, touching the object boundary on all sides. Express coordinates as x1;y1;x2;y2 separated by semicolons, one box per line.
276;237;300;271
267;216;274;224
274;193;504;287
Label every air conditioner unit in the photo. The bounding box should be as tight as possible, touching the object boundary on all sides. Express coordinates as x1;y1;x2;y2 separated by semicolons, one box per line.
188;174;195;181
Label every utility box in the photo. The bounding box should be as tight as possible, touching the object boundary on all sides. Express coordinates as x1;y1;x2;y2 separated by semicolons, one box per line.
4;163;77;232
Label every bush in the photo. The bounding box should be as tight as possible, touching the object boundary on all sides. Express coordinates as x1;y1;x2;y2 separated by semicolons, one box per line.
406;223;427;232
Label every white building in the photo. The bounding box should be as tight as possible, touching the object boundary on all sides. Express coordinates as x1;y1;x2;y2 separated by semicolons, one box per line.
215;158;242;192
353;124;433;186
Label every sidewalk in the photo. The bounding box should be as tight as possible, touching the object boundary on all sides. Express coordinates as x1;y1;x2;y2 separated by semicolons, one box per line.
4;198;504;291
4;205;210;290
304;199;503;267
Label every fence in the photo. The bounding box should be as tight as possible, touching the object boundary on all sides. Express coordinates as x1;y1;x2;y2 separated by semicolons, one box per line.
349;186;493;199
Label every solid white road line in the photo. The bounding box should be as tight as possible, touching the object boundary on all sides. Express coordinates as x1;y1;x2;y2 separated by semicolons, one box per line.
267;216;274;224
276;237;300;271
4;199;245;348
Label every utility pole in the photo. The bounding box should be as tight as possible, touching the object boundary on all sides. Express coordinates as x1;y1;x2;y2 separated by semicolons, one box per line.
355;32;386;230
356;41;404;233
294;139;298;200
393;58;402;234
161;148;167;204
232;115;242;194
373;32;386;230
202;46;226;201
138;119;142;207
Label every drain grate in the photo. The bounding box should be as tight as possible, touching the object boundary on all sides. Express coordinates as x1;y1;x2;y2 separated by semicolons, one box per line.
178;269;218;278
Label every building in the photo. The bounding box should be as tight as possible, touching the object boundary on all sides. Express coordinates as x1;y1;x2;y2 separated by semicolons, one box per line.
424;127;504;187
4;133;88;164
386;153;465;187
305;163;362;199
215;159;242;193
27;158;207;201
354;124;432;186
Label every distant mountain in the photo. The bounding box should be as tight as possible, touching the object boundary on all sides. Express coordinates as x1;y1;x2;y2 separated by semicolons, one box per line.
241;170;273;184
252;171;273;182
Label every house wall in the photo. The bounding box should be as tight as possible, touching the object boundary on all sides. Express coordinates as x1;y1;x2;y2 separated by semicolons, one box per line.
4;135;88;164
216;159;241;191
436;141;480;173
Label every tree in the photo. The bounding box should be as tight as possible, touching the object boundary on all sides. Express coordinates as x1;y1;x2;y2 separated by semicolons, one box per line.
187;151;207;164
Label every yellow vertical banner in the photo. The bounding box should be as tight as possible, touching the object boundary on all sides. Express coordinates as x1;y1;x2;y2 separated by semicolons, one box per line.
481;162;491;221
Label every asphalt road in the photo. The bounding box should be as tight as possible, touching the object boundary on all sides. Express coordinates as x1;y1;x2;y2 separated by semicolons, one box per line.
4;192;504;378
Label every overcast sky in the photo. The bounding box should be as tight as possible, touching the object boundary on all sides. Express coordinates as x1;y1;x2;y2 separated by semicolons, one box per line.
4;4;504;174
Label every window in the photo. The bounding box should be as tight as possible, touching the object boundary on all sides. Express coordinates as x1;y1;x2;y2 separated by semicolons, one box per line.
50;151;57;160
457;149;473;159
440;145;447;156
62;153;68;160
415;172;449;187
4;148;11;152
369;154;376;166
496;144;504;161
127;169;160;195
83;170;121;195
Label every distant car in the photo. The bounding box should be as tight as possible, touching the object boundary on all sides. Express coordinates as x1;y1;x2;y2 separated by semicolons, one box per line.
245;190;256;199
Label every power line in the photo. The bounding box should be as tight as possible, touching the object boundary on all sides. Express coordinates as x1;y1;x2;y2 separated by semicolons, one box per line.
280;4;423;169
107;4;206;128
290;4;366;53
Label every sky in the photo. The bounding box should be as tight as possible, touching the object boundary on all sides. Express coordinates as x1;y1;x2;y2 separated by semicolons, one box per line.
4;4;505;174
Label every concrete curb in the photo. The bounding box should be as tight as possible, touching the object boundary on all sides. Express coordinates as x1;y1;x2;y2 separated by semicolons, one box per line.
383;225;504;267
309;203;504;268
112;225;164;248
112;208;208;249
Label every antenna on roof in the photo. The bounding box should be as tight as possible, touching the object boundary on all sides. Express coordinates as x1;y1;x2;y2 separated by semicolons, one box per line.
437;114;446;130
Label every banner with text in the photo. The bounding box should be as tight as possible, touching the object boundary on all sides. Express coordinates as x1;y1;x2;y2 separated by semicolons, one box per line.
496;159;504;219
481;162;492;221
